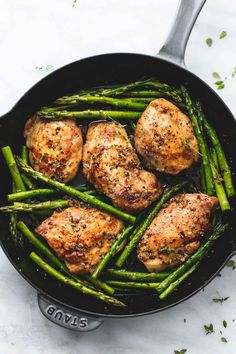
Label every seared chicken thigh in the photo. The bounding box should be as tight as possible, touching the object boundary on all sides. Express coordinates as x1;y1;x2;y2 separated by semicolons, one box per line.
24;115;82;183
137;194;218;272
135;99;199;174
83;122;162;213
35;206;124;274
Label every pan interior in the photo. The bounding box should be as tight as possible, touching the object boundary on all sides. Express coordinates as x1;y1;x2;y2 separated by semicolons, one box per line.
0;53;236;317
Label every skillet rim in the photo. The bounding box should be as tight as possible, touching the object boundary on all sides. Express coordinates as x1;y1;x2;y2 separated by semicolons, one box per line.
1;51;236;318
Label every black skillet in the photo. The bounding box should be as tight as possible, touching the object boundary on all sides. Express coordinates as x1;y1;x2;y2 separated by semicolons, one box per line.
1;0;236;331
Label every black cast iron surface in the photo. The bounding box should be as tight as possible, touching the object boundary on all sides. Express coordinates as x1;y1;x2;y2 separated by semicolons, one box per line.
0;53;236;318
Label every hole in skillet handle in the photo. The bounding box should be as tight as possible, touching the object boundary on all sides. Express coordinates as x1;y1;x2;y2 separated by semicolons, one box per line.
37;293;103;331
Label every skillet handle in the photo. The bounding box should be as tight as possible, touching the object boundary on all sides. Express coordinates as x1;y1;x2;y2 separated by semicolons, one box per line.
37;293;103;331
158;0;206;66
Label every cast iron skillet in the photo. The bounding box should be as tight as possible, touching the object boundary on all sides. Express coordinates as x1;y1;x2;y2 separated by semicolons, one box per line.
0;0;236;331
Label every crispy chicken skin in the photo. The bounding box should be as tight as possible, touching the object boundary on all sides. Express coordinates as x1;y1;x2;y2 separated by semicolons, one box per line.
137;193;218;272
83;121;162;213
35;206;124;274
24;115;83;183
134;98;199;174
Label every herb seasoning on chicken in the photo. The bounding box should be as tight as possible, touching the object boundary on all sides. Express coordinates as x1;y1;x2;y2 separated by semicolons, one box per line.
137;194;218;272
24;115;83;183
35;206;124;274
83;121;162;213
134;98;199;174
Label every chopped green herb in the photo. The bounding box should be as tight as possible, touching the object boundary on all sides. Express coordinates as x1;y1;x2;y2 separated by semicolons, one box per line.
212;72;221;79
221;337;227;343
159;245;175;254
231;67;236;78
226;260;236;269
174;350;187;354
72;0;77;6
214;80;225;90
223;320;227;328
204;323;214;335
219;31;227;39
213;295;229;304
206;38;213;47
182;140;193;152
35;65;53;72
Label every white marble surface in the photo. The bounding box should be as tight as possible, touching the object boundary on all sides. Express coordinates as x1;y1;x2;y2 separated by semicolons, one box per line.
1;0;236;353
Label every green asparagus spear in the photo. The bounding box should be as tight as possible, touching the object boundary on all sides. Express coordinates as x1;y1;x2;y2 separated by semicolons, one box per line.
106;280;160;290
30;252;126;307
7;187;97;202
84;275;115;295
116;181;188;268
105;269;170;282
122;91;166;98
159;261;200;300
21;174;34;190
8;188;58;202
38;109;141;121
200;112;235;197
210;148;230;211
21;146;28;163
15;157;136;223
52;95;147;111
9;181;22;246
92;225;133;278
9;183;21;246
0;200;69;213
96;79;156;96
97;79;181;101
181;88;215;195
200;164;206;193
9;212;19;244
2;146;25;192
21;145;35;189
156;223;228;294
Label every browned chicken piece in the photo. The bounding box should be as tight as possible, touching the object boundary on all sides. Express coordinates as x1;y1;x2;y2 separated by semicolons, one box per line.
83;121;162;213
134;98;199;175
24;115;83;183
137;193;218;272
35;206;124;274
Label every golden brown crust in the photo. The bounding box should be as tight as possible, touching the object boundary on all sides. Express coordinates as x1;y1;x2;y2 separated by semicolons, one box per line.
35;206;124;274
134;98;199;174
83;121;162;213
24;115;82;183
137;193;218;272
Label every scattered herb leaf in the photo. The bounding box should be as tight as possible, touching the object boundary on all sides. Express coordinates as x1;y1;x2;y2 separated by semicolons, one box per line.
223;320;227;328
212;72;221;79
72;0;77;6
231;67;236;78
35;65;53;72
204;323;214;335
182;140;193;152
213;296;229;304
226;260;236;269
221;337;227;343
206;38;213;47
214;80;225;90
219;31;227;39
174;350;187;354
